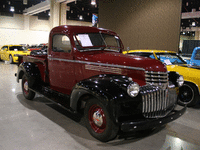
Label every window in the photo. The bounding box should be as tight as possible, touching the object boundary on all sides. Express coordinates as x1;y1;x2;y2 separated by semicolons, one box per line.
2;46;8;50
194;50;200;60
52;35;71;53
9;46;26;51
73;33;122;52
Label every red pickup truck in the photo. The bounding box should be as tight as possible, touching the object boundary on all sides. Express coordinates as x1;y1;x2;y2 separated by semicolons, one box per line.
16;25;186;142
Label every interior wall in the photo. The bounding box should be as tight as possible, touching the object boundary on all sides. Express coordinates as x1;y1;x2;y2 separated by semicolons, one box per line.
29;16;51;31
0;28;49;46
0;14;92;47
99;0;182;52
0;14;24;30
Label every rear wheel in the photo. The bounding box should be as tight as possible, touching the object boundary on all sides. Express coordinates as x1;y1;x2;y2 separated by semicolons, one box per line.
178;83;199;107
84;98;119;142
22;74;35;100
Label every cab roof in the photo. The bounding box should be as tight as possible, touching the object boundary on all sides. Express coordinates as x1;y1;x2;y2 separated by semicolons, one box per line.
50;25;118;35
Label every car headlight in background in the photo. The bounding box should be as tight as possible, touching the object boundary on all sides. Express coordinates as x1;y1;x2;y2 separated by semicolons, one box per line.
127;82;140;97
177;75;184;87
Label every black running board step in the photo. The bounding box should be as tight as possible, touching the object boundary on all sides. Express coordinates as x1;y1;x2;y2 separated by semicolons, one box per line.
29;85;75;113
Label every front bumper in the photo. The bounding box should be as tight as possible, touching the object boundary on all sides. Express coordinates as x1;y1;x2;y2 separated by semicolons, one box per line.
120;106;186;132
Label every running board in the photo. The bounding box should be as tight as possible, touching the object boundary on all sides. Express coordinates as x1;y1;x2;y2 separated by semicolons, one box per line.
29;85;75;113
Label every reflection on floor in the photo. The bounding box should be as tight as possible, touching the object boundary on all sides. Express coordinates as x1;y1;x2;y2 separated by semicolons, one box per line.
0;61;200;150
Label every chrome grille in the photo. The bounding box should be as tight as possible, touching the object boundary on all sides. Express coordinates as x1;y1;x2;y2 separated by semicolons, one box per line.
145;71;168;89
140;85;176;118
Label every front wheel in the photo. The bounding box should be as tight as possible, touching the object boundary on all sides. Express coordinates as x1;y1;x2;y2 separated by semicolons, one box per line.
9;55;13;64
178;83;199;107
22;74;35;100
84;98;119;142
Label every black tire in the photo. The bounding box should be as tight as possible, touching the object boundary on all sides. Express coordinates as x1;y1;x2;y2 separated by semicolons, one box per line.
9;55;13;64
84;98;119;142
22;74;35;100
178;83;200;107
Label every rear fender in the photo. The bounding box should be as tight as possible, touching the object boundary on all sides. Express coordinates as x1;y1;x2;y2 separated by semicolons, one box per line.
16;62;41;83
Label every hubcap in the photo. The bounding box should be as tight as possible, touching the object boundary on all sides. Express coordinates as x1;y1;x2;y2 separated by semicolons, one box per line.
88;105;106;133
93;111;103;127
23;80;29;95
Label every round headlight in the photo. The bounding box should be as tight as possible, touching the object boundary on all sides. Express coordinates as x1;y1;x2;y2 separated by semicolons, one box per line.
127;82;140;97
177;75;184;87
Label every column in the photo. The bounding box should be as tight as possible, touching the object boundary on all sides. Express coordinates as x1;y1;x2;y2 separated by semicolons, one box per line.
50;0;60;29
60;3;67;25
195;30;200;40
24;15;30;30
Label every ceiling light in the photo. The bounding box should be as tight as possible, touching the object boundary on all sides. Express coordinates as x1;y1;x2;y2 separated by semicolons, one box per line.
192;22;196;26
23;0;28;5
91;0;96;5
79;15;83;20
10;6;15;12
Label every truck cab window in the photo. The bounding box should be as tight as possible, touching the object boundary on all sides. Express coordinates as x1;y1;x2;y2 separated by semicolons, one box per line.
52;35;71;53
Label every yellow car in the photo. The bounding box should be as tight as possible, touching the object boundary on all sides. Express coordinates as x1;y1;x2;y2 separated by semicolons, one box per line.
0;45;30;63
124;49;200;106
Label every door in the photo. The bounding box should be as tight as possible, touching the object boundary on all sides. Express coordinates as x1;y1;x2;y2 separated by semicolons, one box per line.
48;34;76;95
0;46;8;61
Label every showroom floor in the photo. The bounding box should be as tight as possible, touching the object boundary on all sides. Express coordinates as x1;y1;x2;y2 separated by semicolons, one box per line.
0;61;200;150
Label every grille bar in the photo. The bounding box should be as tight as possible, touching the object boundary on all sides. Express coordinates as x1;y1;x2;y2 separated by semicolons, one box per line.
141;85;172;118
145;71;168;88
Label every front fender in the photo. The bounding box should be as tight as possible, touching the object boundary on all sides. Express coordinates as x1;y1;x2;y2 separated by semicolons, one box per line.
16;62;41;83
70;74;140;122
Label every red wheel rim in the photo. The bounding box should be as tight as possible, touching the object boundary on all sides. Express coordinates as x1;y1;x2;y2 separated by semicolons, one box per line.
23;79;29;95
88;104;106;133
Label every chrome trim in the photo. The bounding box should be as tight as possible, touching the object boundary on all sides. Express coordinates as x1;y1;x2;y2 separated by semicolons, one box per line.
141;85;174;118
48;57;145;71
145;71;168;89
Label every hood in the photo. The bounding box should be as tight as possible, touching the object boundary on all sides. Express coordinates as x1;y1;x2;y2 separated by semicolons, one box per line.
167;64;200;71
76;51;167;72
178;64;200;70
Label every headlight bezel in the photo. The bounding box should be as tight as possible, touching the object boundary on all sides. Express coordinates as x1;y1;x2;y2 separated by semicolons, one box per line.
127;82;140;97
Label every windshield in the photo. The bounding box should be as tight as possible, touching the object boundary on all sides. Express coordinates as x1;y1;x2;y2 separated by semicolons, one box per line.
73;33;122;52
155;52;187;65
9;46;27;51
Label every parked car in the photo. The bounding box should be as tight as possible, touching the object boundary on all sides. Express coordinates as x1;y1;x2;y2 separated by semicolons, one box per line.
187;47;200;66
28;43;47;51
0;45;30;63
16;26;186;142
123;49;200;106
